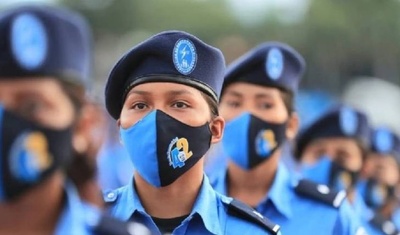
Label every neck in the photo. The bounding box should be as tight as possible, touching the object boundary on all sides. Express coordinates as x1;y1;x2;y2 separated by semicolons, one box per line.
0;172;65;235
227;150;281;207
135;161;204;218
76;180;104;208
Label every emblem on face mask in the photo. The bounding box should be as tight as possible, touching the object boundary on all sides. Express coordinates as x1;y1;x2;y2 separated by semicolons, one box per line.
338;171;352;189
255;129;277;157
173;39;197;75
9;131;53;182
168;137;193;168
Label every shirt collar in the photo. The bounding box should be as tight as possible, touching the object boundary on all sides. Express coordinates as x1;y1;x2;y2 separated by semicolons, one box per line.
188;175;221;234
55;181;91;235
126;175;222;234
260;163;294;219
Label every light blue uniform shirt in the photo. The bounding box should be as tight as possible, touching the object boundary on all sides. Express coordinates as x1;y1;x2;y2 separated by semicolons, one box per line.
209;163;366;235
55;182;101;235
104;175;279;235
97;141;134;191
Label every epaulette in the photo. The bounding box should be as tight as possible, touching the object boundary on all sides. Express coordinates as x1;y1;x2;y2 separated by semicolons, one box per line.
294;179;346;208
227;199;280;235
369;213;400;235
92;214;153;235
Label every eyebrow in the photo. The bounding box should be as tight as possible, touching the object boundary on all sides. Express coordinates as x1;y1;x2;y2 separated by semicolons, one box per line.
225;90;243;98
126;89;195;97
166;89;195;97
254;93;274;99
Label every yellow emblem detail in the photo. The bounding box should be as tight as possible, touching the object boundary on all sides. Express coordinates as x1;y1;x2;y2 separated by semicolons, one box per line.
262;129;277;149
25;132;52;170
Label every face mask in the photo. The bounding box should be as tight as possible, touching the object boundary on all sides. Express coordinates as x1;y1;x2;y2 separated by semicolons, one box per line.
120;110;212;187
0;105;73;202
364;179;396;209
301;156;359;191
222;112;286;169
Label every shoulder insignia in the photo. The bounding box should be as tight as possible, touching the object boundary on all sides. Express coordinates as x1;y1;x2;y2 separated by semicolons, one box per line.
92;214;152;235
227;199;280;235
294;179;346;208
369;213;399;235
103;190;118;204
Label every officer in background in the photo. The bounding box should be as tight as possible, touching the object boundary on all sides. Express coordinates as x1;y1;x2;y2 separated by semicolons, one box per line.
358;127;400;231
296;105;398;235
0;4;150;235
206;42;365;234
103;30;280;235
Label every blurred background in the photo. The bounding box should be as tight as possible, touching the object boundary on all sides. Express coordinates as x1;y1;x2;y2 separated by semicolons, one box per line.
2;0;400;133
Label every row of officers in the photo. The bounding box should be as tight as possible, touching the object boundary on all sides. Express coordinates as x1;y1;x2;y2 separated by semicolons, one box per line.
0;3;400;235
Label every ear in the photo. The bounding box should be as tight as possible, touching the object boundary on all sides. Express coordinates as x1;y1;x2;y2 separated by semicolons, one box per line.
286;112;299;140
209;116;225;144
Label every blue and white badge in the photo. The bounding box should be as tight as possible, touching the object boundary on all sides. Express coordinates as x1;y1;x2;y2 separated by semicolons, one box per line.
339;107;358;136
266;48;284;80
10;13;48;70
9;132;52;182
173;39;197;75
255;129;277;157
374;128;393;153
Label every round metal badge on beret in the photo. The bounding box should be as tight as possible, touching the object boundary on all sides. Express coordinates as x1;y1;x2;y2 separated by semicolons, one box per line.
374;128;393;153
10;13;48;70
173;39;197;75
339;107;358;136
265;48;284;80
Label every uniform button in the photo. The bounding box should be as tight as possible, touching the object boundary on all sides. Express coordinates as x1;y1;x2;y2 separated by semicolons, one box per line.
104;191;117;202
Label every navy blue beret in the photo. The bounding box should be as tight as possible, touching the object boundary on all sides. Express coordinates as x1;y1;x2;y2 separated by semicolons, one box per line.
222;42;305;95
0;5;92;88
105;30;226;120
295;104;371;159
370;127;400;164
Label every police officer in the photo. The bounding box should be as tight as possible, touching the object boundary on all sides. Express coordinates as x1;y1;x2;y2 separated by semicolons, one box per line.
207;42;365;234
0;5;150;235
359;127;400;231
296;105;398;235
103;30;280;235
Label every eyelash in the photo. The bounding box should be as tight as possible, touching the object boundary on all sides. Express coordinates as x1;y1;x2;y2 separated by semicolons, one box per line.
131;102;148;110
172;101;190;109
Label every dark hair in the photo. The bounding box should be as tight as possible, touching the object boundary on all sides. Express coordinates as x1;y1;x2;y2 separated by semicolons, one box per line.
277;87;294;116
59;79;86;116
200;92;219;119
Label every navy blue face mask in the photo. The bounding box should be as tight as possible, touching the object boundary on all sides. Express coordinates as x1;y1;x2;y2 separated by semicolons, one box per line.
222;112;287;170
364;179;396;210
119;110;212;187
0;105;73;202
301;156;359;191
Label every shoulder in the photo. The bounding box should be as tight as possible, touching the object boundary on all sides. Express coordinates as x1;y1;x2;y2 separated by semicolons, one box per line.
91;214;152;235
294;179;346;209
220;196;281;235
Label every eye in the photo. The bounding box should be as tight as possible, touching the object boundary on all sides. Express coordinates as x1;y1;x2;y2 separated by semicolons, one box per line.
226;101;241;108
257;102;273;110
132;102;148;110
17;99;45;119
172;101;189;109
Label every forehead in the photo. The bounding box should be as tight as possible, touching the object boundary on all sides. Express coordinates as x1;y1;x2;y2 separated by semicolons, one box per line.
309;137;360;150
125;82;205;99
0;77;61;92
222;82;281;98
